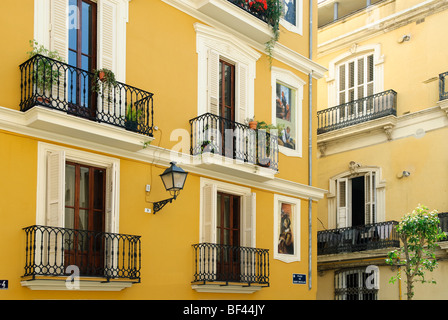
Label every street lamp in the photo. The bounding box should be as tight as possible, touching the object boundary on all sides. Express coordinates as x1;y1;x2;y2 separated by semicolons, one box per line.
153;162;188;214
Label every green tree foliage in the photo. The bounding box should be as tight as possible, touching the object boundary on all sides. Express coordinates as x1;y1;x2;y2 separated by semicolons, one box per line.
386;205;446;300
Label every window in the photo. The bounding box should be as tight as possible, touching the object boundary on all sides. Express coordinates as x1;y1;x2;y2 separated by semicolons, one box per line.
337;53;374;107
271;67;305;157
327;166;386;230
280;0;303;35
37;142;119;234
336;172;376;228
335;268;378;300
195;23;260;123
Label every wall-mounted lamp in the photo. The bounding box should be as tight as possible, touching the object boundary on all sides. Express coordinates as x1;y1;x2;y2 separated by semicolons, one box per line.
152;162;188;214
397;171;411;179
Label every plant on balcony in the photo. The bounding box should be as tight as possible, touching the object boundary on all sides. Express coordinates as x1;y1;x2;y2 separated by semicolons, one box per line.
248;0;268;12
92;68;117;99
245;116;258;129
27;40;64;101
386;205;446;300
125;103;143;131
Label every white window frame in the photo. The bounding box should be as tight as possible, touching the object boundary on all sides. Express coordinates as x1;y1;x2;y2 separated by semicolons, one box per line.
36;142;120;234
199;177;256;247
273;194;301;263
327;166;386;230
195;23;260;123
280;0;303;35
271;66;305;158
326;44;384;109
33;0;129;82
335;268;378;300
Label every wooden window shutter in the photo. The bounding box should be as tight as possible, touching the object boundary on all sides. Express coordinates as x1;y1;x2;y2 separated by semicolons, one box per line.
98;0;116;72
207;50;220;116
237;63;249;123
241;192;256;248
336;178;348;228
201;183;217;243
50;0;68;61
46;150;65;227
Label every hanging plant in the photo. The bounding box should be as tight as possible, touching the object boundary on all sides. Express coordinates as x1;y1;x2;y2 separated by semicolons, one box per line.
264;0;283;66
91;68;117;93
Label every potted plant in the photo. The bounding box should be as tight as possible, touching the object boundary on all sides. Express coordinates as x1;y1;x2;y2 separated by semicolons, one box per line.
125;103;143;131
245;117;258;129
27;40;64;104
92;68;117;98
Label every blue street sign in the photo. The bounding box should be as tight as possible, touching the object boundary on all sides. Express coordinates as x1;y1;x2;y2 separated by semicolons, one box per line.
293;274;306;285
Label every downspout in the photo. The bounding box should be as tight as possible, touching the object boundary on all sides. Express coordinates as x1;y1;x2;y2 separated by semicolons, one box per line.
308;0;313;291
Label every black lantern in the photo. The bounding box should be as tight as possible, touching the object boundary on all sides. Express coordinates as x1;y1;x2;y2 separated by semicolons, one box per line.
153;162;188;214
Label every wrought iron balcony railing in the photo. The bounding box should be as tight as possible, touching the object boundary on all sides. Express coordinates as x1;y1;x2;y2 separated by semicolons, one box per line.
317;90;397;134
23;225;141;282
189;113;279;171
439;71;448;101
192;243;270;287
19;54;154;136
317;221;400;255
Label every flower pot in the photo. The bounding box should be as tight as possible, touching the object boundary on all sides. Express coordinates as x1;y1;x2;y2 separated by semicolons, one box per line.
99;71;106;82
249;121;257;129
125;119;138;132
36;96;51;105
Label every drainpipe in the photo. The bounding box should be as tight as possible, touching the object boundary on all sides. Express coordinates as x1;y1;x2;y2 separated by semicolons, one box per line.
308;0;313;291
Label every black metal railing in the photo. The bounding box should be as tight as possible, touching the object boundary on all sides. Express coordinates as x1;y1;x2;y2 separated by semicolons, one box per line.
227;0;269;24
19;54;154;136
317;221;400;255
192;243;269;286
317;90;397;134
189;113;279;171
439;72;448;101
23;225;141;281
437;212;448;241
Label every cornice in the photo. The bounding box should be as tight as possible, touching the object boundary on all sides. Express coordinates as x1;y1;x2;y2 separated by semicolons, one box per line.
0;106;327;201
318;0;448;57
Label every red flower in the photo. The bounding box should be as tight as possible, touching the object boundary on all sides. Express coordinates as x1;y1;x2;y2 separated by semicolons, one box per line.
248;0;267;12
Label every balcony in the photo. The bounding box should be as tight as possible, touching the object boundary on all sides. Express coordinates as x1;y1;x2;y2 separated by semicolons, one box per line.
19;54;154;139
192;0;275;44
191;243;269;292
189;113;279;175
317;221;400;255
22;225;141;290
317;90;397;134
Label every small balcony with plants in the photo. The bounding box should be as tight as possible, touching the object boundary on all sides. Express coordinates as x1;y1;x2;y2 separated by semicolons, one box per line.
193;0;282;45
19;44;154;151
189;113;279;180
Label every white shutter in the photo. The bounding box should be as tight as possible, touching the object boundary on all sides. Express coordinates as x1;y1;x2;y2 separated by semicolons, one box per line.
241;192;256;248
337;178;348;228
365;172;376;225
46;150;65;227
50;0;68;62
201;184;217;243
207;50;220;115
237;63;249;123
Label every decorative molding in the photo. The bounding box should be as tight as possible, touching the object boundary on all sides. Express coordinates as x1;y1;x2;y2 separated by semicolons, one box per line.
317;105;448;157
0;106;327;201
21;279;134;291
318;0;448;57
191;284;263;294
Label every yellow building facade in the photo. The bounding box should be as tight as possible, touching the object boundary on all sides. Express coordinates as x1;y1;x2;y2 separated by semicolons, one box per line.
0;0;327;302
315;0;448;300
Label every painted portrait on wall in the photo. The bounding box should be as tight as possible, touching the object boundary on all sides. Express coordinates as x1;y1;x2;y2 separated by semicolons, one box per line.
275;82;296;151
278;202;294;255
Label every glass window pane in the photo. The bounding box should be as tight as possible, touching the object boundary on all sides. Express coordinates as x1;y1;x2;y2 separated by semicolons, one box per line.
68;0;78;50
79;166;89;208
65;164;76;206
93;169;104;210
81;2;92;55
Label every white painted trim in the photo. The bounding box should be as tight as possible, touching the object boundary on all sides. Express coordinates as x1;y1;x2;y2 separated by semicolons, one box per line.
195;23;259;119
191;284;263;293
164;0;327;79
0;106;327;201
318;105;448;157
36;142;120;234
271;66;305;158
21;279;133;291
318;0;448;57
280;0;303;36
273;194;301;263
